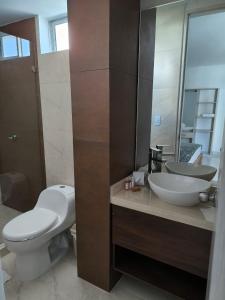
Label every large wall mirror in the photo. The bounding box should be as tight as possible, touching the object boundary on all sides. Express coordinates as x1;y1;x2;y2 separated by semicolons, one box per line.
136;0;225;182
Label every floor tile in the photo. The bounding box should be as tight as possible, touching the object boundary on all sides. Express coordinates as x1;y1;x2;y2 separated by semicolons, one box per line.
0;204;20;244
2;250;182;300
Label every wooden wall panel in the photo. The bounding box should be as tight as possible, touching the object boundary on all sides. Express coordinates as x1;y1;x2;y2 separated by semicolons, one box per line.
68;0;140;291
68;0;109;73
110;0;140;184
112;205;212;279
68;0;112;291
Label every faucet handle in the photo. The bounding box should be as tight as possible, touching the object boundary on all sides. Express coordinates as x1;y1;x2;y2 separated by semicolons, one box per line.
156;144;170;152
150;147;162;153
150;147;163;163
155;146;168;163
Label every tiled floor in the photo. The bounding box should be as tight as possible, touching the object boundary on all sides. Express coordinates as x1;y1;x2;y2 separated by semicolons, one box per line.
0;204;20;244
2;250;182;300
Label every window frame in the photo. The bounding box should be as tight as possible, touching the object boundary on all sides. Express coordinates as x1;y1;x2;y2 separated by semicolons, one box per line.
50;16;69;52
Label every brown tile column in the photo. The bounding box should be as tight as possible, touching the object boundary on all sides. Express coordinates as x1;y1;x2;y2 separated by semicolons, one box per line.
110;0;140;184
68;0;140;291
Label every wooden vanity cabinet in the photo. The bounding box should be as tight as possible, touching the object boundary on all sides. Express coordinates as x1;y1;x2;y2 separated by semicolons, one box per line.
112;205;212;300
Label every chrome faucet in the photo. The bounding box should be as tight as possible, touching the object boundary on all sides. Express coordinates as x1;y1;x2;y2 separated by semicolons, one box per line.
148;146;166;173
200;185;217;207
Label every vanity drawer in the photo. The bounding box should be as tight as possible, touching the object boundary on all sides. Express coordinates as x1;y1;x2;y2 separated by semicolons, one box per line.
112;205;212;278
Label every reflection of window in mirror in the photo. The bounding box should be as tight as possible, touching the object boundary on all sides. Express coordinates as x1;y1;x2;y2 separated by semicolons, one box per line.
0;33;30;59
51;18;69;51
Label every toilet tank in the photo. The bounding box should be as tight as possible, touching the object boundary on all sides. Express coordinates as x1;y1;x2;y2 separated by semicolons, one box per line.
35;185;75;224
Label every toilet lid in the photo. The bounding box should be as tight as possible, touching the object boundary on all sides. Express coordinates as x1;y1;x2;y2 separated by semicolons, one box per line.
3;208;58;242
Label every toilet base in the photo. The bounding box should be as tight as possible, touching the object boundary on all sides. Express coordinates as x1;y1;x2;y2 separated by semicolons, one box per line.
15;232;70;281
16;242;51;281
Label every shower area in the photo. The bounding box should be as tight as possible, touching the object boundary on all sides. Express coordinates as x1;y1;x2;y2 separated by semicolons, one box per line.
0;18;46;244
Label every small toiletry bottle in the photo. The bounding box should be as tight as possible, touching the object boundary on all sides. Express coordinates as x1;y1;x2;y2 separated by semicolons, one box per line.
130;176;135;189
124;180;131;190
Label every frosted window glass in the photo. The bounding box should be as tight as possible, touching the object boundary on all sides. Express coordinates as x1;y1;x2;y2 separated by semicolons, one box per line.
2;35;18;57
21;39;30;57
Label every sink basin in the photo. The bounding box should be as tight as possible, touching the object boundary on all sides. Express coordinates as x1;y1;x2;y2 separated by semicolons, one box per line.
148;173;211;206
165;162;217;181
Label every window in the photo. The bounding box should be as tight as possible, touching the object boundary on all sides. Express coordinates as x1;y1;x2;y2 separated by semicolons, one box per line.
0;34;30;59
20;39;30;57
51;18;69;51
2;35;18;57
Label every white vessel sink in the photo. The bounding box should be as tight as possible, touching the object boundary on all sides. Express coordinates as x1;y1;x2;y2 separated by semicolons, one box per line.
148;173;211;207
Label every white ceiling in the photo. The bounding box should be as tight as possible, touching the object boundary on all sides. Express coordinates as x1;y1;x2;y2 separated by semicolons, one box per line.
187;11;225;67
0;0;67;26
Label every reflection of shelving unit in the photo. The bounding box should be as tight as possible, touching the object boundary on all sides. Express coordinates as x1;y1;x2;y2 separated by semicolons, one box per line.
182;88;218;154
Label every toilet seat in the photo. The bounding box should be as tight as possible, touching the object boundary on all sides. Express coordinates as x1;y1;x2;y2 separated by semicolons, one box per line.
3;208;58;242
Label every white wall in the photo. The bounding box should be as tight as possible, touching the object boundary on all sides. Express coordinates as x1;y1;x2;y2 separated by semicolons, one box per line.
185;65;225;153
185;65;225;87
38;50;74;187
186;12;225;67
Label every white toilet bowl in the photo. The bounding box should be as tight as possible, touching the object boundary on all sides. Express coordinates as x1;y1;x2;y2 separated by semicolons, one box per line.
2;185;75;281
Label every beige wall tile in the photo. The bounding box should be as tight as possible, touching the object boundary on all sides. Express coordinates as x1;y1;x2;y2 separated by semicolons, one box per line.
38;51;74;187
38;50;71;84
155;2;185;52
151;2;185;152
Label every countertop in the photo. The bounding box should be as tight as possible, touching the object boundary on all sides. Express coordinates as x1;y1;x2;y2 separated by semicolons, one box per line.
111;179;216;232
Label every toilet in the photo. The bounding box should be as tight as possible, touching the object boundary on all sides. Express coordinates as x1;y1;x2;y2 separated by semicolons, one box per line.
2;185;75;281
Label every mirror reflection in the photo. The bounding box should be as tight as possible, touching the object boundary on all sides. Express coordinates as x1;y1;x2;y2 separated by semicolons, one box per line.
137;1;225;183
